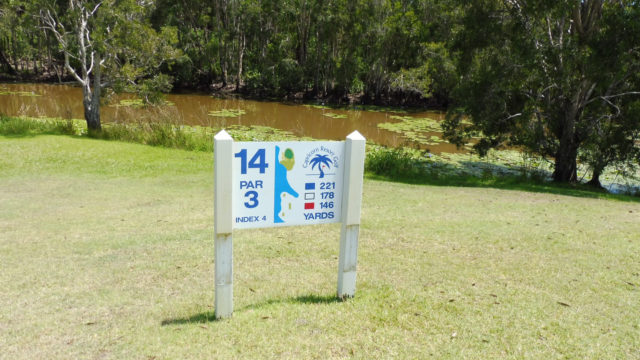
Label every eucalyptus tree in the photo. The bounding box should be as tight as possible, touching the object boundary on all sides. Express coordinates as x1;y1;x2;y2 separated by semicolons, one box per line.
40;0;179;131
444;0;640;183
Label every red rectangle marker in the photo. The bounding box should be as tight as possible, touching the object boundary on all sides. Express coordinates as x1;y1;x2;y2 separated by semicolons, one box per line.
304;202;315;210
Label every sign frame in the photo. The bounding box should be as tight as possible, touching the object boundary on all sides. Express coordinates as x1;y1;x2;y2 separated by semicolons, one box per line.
214;130;365;319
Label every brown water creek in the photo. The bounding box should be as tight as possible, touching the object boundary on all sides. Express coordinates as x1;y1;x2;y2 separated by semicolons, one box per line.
0;82;460;152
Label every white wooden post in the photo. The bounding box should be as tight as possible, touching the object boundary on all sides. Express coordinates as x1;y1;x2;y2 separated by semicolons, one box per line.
214;130;234;319
337;131;366;299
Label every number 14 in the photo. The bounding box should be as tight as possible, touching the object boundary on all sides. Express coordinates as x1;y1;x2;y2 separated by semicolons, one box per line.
235;148;269;174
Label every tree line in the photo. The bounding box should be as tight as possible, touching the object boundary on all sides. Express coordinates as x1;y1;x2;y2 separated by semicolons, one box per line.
0;0;456;104
0;0;639;186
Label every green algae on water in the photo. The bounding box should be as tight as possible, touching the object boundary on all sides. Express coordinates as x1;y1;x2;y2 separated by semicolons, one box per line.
346;105;409;114
112;99;145;108
322;112;348;119
111;99;175;108
304;103;410;114
303;104;332;110
378;116;444;145
0;89;40;97
224;125;305;142
208;109;246;117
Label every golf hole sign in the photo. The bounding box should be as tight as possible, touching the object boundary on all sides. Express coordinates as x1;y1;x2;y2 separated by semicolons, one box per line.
214;130;366;319
234;141;344;228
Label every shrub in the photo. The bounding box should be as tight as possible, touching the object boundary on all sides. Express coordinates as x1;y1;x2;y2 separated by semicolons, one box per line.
0;116;76;136
365;146;426;179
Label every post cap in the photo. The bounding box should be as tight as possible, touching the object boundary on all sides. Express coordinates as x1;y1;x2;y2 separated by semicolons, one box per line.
215;129;233;140
346;130;365;141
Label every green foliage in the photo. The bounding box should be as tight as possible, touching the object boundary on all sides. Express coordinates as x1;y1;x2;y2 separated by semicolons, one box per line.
3;0;460;106
365;146;427;179
0;116;76;136
102;6;181;100
0;0;53;77
91;122;213;152
390;65;433;98
137;74;175;105
244;58;305;96
2;113;638;193
3;0;639;186
444;1;640;183
143;0;457;102
31;0;182;130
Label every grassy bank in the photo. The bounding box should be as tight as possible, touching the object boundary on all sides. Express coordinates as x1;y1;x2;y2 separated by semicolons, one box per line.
0;115;303;152
2;115;639;198
1;134;639;359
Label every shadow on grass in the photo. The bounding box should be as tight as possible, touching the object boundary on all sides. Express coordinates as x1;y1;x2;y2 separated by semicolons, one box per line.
161;294;341;325
292;294;342;304
161;311;218;325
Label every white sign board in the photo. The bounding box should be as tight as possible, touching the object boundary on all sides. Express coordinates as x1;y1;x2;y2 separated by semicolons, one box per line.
214;130;365;319
233;141;345;229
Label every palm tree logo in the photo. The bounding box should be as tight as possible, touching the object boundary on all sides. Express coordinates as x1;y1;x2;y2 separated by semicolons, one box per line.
309;154;333;178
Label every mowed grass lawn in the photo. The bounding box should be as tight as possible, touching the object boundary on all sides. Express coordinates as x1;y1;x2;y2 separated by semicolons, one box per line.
1;135;639;359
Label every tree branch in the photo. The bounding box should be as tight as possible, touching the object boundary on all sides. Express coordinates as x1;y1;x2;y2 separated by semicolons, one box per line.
602;91;640;100
39;9;85;85
89;2;103;16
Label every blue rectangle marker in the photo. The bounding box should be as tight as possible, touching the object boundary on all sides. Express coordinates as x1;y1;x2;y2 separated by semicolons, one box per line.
305;182;315;190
